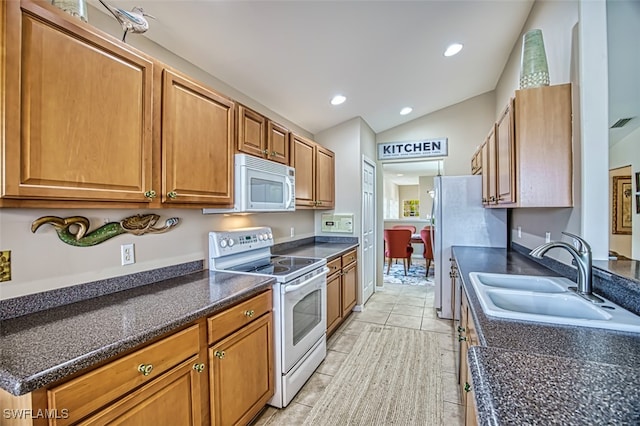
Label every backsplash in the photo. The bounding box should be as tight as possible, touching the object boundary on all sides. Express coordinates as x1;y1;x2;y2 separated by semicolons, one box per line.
512;243;640;316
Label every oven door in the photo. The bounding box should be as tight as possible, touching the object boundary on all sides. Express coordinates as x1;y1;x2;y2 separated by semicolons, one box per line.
281;269;327;374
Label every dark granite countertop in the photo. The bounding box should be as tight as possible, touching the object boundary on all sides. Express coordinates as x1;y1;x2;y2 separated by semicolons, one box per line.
0;271;274;396
453;246;640;425
273;241;358;260
468;346;640;425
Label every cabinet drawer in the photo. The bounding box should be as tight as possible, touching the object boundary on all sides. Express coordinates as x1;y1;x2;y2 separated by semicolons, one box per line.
327;257;342;277
208;289;272;345
341;249;357;267
48;325;200;426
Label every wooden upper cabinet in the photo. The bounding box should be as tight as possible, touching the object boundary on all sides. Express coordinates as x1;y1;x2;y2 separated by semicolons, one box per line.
2;0;154;203
267;120;290;164
471;148;482;175
495;100;515;205
512;83;572;207
290;133;335;209
315;145;335;209
238;105;267;158
291;134;316;207
478;84;572;208
237;105;290;164
480;142;489;205
162;69;235;206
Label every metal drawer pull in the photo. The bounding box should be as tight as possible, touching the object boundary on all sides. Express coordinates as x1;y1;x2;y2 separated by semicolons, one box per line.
193;363;205;373
244;309;255;318
458;335;467;342
144;190;157;199
214;350;225;359
464;382;472;392
138;364;153;376
457;326;466;333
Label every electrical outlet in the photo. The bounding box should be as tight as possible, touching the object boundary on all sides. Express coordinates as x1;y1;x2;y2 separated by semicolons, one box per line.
121;244;135;266
517;226;522;238
545;232;551;243
0;250;11;282
290;227;295;237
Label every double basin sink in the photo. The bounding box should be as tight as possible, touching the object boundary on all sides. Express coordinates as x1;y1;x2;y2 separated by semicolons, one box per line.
468;272;640;333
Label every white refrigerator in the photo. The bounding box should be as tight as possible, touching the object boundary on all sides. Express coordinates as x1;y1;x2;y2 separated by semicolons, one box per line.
431;175;507;319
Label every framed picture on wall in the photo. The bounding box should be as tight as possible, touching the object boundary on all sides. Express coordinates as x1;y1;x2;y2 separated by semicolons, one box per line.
612;176;632;235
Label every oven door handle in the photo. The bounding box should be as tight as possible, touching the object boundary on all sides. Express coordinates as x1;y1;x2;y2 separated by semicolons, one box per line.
282;268;329;294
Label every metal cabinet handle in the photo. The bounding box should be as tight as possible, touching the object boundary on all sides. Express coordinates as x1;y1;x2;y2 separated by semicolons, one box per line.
214;350;225;359
193;363;205;373
457;326;466;333
144;190;157;199
464;382;471;392
262;149;269;155
244;309;255;318
167;191;178;199
458;335;467;342
138;364;153;376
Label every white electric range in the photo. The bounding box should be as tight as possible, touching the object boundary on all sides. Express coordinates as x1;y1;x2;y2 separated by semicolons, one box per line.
209;227;328;408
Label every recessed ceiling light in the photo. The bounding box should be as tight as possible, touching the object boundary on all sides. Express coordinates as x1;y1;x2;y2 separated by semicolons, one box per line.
331;95;346;105
444;43;463;57
400;107;413;115
396;173;404;177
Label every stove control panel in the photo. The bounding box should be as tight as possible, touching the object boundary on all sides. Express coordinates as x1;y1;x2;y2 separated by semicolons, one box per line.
209;226;274;259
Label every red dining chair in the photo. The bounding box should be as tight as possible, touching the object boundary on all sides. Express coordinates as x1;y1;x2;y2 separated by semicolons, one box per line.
392;225;417;234
420;227;434;276
391;225;417;263
384;229;414;275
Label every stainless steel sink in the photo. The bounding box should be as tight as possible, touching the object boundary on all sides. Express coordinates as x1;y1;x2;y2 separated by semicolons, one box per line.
468;272;640;332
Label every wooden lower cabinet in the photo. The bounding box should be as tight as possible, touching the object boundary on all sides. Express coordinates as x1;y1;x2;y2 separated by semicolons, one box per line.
326;249;358;338
1;291;275;426
209;314;274;426
81;356;202;425
207;290;274;426
326;268;343;336
458;287;479;426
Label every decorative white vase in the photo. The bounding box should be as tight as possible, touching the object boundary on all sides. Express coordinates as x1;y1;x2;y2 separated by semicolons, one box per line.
519;29;550;89
51;0;88;22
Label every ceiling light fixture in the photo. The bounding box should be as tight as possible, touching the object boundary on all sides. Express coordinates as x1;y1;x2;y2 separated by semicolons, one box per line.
331;95;346;105
444;43;463;57
400;107;413;115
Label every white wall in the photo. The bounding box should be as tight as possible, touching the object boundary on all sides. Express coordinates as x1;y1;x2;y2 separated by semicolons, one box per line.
376;92;496;177
496;0;614;265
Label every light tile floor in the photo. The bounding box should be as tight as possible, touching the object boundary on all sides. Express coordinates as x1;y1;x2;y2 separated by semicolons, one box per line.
252;281;465;426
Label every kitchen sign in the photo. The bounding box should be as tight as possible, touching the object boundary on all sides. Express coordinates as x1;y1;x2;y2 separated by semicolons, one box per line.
378;138;448;160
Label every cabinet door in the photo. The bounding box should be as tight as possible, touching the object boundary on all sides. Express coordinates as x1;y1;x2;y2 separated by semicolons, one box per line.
315;145;335;209
3;1;153;202
480;142;489;205
341;262;357;317
81;356;203;426
326;273;342;337
267;120;290;165
465;368;478;426
290;134;316;207
210;313;274;426
162;69;234;205
496;100;515;205
238;105;267;158
486;126;497;205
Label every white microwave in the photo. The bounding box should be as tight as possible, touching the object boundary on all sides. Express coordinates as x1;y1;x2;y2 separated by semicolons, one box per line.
203;154;295;214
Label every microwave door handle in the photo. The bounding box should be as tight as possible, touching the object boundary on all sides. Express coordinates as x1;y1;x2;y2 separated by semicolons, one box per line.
285;177;293;208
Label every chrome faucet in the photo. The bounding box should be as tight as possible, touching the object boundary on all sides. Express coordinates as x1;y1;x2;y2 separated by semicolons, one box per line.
529;232;602;303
